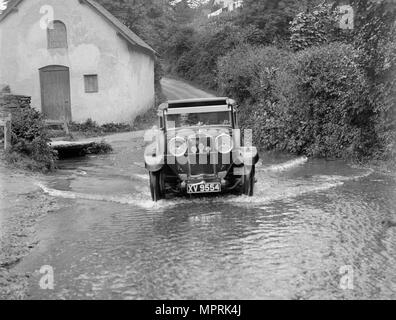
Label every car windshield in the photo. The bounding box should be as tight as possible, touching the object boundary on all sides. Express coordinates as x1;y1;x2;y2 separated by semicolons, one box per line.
166;111;232;128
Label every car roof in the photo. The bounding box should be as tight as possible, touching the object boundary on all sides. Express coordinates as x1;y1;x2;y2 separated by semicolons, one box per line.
158;97;236;111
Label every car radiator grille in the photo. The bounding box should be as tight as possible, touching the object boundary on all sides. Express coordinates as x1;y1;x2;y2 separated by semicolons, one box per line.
188;136;215;176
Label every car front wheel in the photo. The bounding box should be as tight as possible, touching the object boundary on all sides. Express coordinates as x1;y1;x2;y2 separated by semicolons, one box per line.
149;171;164;202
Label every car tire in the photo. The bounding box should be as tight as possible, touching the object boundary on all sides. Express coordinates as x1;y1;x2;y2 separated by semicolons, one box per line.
149;171;164;202
242;165;255;197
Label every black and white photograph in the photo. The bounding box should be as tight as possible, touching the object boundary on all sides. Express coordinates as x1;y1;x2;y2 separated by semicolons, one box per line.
0;0;395;304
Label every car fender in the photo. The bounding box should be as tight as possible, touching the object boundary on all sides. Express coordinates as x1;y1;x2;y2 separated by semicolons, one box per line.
233;146;259;166
144;130;165;172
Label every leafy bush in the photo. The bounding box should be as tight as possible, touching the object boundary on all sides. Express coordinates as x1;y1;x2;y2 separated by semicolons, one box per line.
169;19;266;89
218;45;295;103
69;118;101;134
85;141;113;155
218;43;374;159
290;3;340;51
352;0;396;162
68;119;133;136
218;44;299;151
8;107;57;172
291;44;372;158
236;0;316;45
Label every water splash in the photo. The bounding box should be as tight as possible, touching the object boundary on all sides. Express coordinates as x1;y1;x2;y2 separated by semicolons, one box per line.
132;174;149;181
312;168;374;183
36;168;373;209
224;181;345;205
36;182;163;209
132;162;145;169
36;179;340;209
259;156;308;173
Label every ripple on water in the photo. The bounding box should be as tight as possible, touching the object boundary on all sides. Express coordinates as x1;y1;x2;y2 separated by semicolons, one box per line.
36;165;374;212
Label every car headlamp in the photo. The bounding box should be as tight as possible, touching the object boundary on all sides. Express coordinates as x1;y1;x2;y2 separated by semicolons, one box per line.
168;136;188;157
215;133;233;154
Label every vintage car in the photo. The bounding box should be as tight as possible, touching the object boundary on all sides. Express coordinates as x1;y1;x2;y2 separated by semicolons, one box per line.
144;97;259;201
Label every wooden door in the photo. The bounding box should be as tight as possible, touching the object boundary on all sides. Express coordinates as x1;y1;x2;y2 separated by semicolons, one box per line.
39;65;71;121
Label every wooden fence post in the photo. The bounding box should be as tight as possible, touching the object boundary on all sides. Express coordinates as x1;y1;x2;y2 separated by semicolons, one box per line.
0;112;12;151
5;117;11;151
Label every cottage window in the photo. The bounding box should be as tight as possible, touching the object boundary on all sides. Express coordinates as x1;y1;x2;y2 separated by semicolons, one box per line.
47;20;68;49
84;75;99;93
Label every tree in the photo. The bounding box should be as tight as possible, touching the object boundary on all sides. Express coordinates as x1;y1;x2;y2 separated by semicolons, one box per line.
173;0;195;24
237;0;323;44
97;0;175;54
351;0;396;158
352;0;396;81
290;2;340;51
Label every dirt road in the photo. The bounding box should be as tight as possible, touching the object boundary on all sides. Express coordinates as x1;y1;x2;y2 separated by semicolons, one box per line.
0;163;62;299
161;77;214;100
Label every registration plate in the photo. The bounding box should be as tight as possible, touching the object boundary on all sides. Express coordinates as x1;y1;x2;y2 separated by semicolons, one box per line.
187;182;221;194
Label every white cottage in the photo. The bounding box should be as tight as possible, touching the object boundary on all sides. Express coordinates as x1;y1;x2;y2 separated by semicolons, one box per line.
0;0;155;124
208;0;243;18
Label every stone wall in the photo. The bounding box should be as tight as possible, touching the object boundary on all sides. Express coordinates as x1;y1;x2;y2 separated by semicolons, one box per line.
0;88;31;114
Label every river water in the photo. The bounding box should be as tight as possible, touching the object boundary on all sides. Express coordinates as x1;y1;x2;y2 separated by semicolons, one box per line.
15;132;396;300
